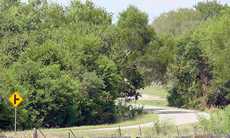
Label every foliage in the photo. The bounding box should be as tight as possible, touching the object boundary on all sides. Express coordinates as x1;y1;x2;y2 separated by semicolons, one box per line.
199;106;230;134
153;1;226;36
167;1;230;109
195;0;226;20
0;0;160;129
1;0;229;130
168;37;212;109
153;8;201;36
193;13;230;107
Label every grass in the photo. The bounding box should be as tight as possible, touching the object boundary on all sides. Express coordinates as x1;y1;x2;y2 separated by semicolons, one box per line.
4;113;158;138
198;106;230;134
65;113;158;130
133;85;169;107
139;85;168;98
4;121;197;138
134;100;168;107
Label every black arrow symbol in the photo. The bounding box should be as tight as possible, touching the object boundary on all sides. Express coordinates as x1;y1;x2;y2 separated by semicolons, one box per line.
14;94;20;104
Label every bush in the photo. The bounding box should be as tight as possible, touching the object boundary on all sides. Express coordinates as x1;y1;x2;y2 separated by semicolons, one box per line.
208;80;230;107
115;101;143;121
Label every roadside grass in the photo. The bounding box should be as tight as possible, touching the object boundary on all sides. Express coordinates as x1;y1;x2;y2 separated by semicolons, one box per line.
4;121;197;138
67;113;158;130
5;113;158;137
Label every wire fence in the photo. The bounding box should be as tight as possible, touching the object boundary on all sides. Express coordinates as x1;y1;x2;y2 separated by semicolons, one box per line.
1;125;230;138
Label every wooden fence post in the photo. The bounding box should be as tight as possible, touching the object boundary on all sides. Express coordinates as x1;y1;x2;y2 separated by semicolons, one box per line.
32;128;38;138
118;125;122;136
176;126;180;137
193;125;197;137
138;125;142;137
38;129;46;138
69;129;76;138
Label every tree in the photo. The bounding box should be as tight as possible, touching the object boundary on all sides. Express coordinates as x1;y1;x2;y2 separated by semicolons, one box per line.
152;8;201;36
195;0;226;20
168;4;230;108
67;0;112;25
0;0;146;129
137;35;176;84
193;12;230;107
153;1;226;37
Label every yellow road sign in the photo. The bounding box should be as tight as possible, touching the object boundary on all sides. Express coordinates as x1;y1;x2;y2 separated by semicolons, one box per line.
9;91;24;108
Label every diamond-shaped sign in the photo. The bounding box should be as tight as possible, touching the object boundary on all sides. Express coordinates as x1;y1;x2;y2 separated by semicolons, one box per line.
9;91;24;108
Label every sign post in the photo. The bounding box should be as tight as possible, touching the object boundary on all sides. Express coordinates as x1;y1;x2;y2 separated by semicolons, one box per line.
9;91;24;133
15;107;17;133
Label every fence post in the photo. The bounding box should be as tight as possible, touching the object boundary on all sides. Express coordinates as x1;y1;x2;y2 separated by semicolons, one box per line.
151;125;155;136
118;125;122;136
69;129;76;138
193;125;197;137
163;122;167;136
176;126;180;137
32;128;38;138
154;121;160;135
38;129;46;138
138;125;142;137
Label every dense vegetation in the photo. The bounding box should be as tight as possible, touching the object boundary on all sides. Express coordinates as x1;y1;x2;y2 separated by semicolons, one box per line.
153;1;230;133
153;1;230;109
0;0;172;130
1;0;230;131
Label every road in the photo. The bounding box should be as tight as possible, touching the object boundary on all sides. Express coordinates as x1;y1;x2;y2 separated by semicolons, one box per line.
81;104;209;131
77;93;210;131
144;105;209;125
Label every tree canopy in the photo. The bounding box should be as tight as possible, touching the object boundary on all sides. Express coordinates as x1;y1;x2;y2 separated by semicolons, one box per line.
165;1;230;109
0;0;166;129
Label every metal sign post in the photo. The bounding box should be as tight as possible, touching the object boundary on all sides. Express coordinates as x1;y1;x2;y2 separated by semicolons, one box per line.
14;107;17;133
8;91;24;134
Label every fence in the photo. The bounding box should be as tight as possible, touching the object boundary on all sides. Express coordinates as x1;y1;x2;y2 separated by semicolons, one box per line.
3;126;230;138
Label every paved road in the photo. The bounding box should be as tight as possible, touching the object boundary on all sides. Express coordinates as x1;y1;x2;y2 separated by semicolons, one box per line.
144;105;209;125
81;105;209;131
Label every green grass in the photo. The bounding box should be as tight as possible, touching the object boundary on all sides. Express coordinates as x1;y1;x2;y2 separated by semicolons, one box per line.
133;85;169;107
134;100;168;107
5;114;158;138
4;121;197;138
139;85;168;98
67;113;158;130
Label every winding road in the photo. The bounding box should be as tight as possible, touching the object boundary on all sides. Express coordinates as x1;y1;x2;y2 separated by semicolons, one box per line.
75;93;210;132
82;103;209;131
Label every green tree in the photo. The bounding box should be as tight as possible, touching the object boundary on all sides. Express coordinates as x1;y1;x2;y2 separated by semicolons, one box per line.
0;0;146;129
193;12;230;106
168;37;212;109
195;0;226;20
153;8;201;36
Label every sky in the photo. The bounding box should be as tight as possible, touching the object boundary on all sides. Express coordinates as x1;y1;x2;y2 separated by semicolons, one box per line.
50;0;230;22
